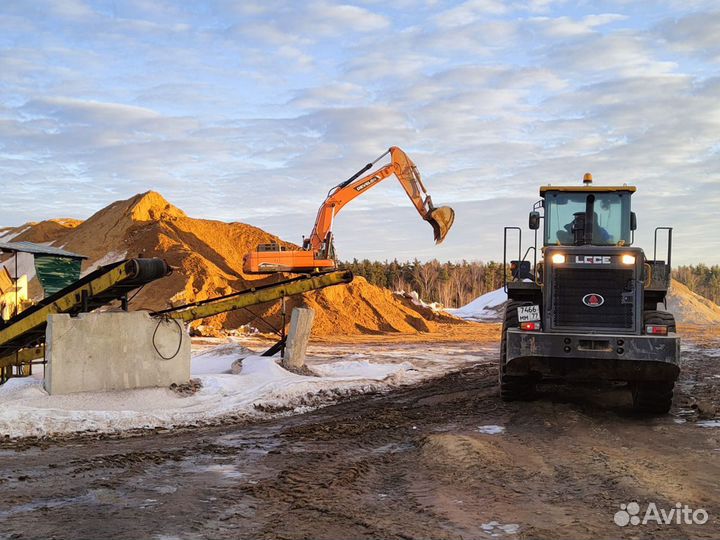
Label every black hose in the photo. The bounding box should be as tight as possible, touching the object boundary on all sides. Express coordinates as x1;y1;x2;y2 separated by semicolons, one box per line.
152;316;184;360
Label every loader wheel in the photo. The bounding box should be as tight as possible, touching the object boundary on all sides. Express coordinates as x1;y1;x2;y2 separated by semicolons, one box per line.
643;310;676;332
499;300;537;401
631;380;674;414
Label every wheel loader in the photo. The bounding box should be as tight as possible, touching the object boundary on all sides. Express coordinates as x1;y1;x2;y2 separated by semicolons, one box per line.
500;173;680;414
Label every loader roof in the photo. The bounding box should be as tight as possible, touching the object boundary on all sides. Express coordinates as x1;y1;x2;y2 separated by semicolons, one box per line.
539;185;636;196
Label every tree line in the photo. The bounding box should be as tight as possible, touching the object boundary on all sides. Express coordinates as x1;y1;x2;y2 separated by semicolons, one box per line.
340;259;506;308
341;259;720;308
674;264;720;304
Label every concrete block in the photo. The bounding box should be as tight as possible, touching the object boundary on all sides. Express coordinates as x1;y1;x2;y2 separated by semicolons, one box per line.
282;307;315;370
45;312;190;395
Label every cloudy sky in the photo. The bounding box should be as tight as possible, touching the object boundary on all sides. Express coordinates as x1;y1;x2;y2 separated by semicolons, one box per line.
1;0;718;264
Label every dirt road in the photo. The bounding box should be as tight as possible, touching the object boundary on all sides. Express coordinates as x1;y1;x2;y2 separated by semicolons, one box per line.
1;329;719;539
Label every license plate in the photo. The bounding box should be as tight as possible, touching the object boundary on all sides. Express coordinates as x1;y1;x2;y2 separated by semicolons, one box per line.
518;305;541;322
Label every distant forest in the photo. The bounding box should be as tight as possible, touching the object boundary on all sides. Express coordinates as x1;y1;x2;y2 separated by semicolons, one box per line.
339;259;506;309
340;259;720;308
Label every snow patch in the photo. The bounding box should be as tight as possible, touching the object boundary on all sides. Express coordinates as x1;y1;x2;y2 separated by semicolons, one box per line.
190;342;253;375
394;290;444;312
81;251;127;276
481;521;520;535
447;288;508;322
0;226;30;242
313;359;414;379
477;425;505;435
0;343;438;439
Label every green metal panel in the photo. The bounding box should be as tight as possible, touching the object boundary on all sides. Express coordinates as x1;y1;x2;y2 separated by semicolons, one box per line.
34;256;82;297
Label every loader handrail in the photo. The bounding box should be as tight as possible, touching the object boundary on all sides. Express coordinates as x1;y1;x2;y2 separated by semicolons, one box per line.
653;227;673;268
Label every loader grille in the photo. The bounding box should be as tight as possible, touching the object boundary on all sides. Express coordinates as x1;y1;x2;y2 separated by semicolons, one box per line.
551;268;635;331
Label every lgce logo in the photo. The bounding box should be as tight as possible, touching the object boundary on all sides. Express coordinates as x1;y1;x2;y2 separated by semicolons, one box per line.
582;293;604;307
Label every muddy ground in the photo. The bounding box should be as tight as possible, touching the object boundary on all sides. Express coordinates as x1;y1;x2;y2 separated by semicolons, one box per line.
1;328;719;540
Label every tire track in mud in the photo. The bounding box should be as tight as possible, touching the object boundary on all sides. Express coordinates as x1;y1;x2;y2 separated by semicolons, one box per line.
225;368;502;540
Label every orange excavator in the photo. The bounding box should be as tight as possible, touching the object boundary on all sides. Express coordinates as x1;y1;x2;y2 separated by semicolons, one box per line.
243;146;455;274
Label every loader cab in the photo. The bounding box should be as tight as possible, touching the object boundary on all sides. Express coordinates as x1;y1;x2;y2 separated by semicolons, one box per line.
537;182;637;247
506;174;640;286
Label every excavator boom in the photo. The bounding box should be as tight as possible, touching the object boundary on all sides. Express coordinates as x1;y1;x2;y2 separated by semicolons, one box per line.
243;147;455;274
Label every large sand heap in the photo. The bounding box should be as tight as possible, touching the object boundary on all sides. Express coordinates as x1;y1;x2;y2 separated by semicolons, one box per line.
1;192;466;337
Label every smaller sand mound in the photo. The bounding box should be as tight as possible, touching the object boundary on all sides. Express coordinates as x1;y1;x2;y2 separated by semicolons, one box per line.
0;219;81;245
223;276;467;337
301;277;462;335
667;279;720;324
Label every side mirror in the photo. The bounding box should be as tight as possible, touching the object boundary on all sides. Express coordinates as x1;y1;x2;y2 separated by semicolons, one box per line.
529;211;541;230
630;212;637;231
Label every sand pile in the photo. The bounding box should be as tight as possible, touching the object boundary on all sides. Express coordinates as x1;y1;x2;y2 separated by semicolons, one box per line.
224;276;464;336
667;279;720;324
303;278;464;335
2;192;467;337
0;218;81;245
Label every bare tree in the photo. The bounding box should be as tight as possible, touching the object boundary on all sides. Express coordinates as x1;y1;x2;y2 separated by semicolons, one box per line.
413;260;440;299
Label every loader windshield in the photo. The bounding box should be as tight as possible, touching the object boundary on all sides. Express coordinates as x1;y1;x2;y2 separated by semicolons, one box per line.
545;191;632;246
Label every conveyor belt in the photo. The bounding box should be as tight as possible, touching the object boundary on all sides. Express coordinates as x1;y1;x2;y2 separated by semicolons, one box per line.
0;258;170;371
0;264;352;381
152;270;353;322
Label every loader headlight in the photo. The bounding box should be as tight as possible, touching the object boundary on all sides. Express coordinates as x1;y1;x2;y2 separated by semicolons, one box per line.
551;253;565;264
621;254;636;265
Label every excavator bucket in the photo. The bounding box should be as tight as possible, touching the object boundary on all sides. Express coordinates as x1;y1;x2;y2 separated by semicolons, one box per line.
428;206;455;244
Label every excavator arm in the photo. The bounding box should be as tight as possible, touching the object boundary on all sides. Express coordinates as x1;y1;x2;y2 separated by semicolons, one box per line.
306;147;455;254
243;147;454;274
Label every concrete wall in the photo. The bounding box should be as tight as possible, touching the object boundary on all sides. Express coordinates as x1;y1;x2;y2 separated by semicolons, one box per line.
45;312;190;395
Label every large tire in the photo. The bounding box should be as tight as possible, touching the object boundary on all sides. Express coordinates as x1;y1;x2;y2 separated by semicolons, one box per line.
632;380;674;414
643;310;676;332
499;300;537;401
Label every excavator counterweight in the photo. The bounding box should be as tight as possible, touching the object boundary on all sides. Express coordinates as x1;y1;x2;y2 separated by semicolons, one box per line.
243;147;454;274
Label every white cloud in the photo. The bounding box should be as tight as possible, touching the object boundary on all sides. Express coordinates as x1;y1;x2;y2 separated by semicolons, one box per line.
434;0;509;28
657;10;720;60
530;13;627;37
